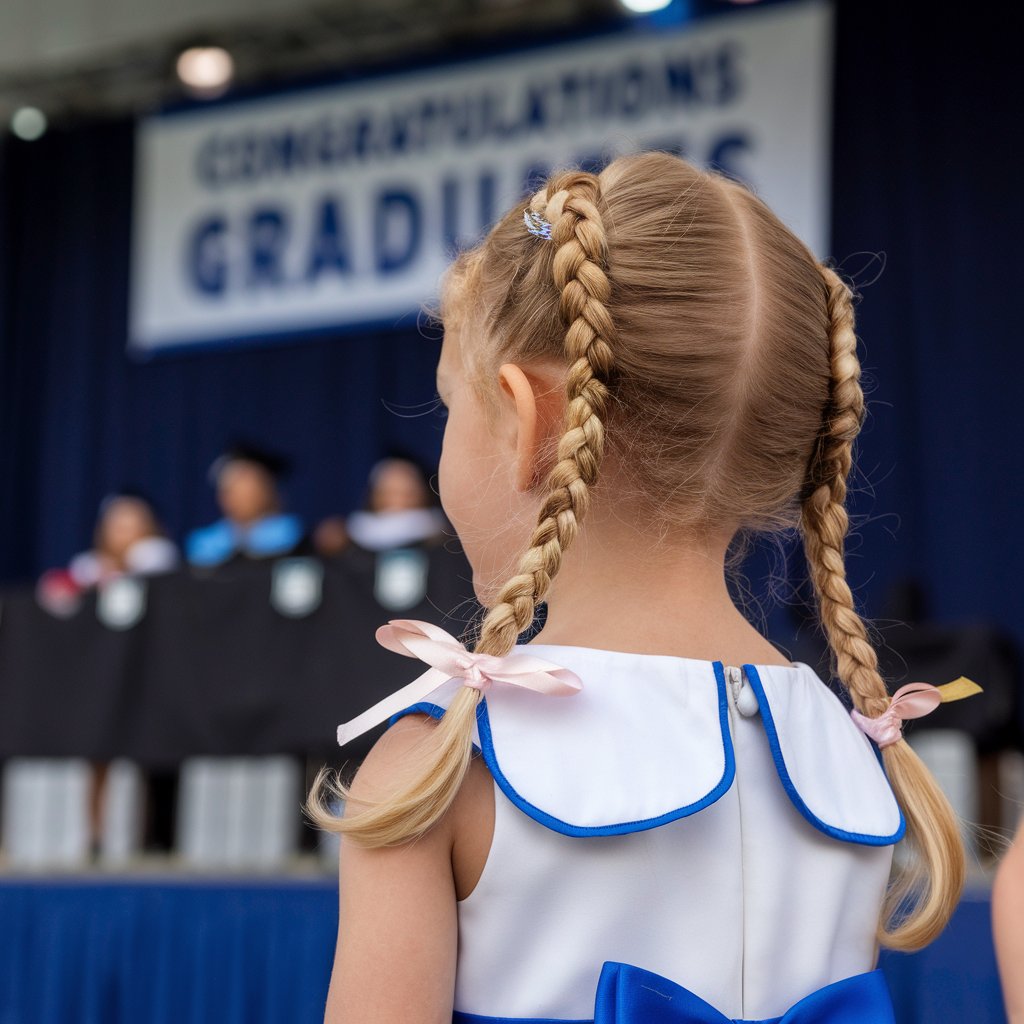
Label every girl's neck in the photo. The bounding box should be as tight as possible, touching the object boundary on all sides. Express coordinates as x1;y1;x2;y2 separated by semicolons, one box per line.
529;515;791;667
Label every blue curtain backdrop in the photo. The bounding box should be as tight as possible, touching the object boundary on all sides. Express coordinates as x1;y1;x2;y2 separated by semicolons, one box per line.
0;2;1021;645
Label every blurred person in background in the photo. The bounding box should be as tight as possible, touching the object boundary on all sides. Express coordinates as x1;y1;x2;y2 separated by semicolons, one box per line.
186;442;308;568
35;491;178;854
338;455;447;554
312;454;453;618
36;491;178;613
994;819;1024;1022
312;515;350;560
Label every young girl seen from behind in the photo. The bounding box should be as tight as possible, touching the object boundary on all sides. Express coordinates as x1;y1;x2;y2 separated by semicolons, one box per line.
310;152;965;1023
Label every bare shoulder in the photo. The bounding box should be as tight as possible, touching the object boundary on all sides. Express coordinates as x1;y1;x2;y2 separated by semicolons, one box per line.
328;712;464;1023
346;711;495;900
346;712;450;809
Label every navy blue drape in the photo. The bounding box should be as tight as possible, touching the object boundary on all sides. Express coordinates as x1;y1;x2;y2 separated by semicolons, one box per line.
828;3;1022;640
0;2;1021;649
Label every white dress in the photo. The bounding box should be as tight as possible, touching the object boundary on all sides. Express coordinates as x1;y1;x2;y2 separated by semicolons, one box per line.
390;645;901;1023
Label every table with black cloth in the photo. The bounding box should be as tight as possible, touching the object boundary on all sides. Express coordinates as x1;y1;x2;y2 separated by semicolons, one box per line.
0;545;479;766
0;879;1005;1023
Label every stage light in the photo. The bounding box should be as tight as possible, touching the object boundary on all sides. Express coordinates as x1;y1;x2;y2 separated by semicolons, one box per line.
10;107;47;141
176;46;234;97
619;0;673;12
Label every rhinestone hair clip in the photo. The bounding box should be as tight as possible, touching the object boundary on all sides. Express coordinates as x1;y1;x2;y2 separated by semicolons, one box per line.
523;209;553;240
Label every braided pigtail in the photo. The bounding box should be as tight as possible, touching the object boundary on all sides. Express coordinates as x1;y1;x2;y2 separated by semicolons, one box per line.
800;266;964;950
309;171;615;847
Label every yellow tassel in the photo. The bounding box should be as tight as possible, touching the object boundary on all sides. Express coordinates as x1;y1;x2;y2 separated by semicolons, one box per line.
936;677;983;703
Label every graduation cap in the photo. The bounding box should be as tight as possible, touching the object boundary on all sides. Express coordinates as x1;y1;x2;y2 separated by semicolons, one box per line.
207;442;292;487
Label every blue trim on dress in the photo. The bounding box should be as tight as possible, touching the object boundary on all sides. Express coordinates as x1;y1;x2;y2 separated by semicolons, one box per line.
388;701;482;755
472;661;736;838
388;701;449;726
742;665;906;847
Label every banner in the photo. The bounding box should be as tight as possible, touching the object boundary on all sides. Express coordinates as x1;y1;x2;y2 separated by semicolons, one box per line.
130;0;833;353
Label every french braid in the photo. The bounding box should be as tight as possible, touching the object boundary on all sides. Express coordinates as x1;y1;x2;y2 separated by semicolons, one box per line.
801;265;965;949
310;171;616;846
474;173;614;658
800;267;890;718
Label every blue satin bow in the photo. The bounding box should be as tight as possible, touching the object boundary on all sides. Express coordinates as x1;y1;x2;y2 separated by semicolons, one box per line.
594;963;895;1024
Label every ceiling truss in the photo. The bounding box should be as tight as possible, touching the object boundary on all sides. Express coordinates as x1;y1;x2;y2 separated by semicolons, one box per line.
0;0;614;125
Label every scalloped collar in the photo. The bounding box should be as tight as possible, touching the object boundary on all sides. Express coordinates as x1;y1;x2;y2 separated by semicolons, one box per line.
391;644;905;846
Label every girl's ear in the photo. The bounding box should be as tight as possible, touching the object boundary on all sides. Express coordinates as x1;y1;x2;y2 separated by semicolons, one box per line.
497;362;551;492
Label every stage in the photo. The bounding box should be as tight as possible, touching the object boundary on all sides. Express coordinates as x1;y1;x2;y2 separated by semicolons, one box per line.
0;876;1005;1023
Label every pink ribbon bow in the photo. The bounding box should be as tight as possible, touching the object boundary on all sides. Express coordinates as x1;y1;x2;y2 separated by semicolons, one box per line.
336;619;583;746
850;682;943;749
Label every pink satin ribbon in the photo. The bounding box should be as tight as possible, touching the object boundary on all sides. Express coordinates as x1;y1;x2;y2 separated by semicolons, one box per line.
850;682;942;749
336;619;583;747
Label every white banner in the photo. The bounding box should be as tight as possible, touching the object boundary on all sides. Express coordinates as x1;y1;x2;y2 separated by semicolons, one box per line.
130;0;833;353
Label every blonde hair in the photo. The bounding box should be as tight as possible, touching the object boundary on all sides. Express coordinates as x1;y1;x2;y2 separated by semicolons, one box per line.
308;152;963;951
